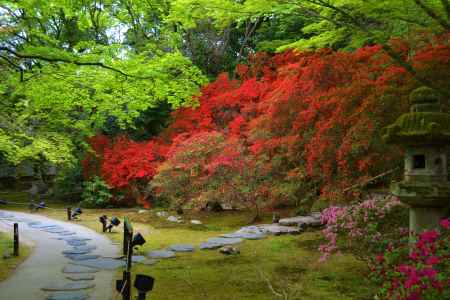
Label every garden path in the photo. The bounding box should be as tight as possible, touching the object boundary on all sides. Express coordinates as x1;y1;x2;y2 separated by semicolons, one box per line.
0;210;119;300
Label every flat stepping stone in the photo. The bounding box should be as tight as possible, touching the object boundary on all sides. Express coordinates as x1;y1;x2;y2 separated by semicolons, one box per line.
279;215;322;227
140;259;159;265
132;255;146;263
63;249;91;255
147;250;176;259
44;228;68;234
167;244;195;252
63;265;99;274
220;232;266;240
74;258;126;270
65;254;101;261
46;291;89;300
42;282;95;291
66;274;95;281
72;245;97;252
237;224;302;235
58;237;91;242
58;231;77;236
200;237;243;250
66;240;87;247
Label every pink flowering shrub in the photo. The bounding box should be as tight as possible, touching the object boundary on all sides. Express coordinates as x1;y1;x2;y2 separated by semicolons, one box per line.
370;219;450;300
319;195;405;261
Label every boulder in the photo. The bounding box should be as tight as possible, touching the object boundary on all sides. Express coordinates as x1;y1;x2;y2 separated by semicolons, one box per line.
219;246;240;255
190;219;202;225
278;215;322;227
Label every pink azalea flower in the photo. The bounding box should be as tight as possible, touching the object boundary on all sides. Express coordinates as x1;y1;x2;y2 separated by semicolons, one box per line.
440;218;450;230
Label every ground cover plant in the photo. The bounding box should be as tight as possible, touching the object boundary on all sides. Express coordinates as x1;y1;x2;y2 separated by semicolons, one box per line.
0;231;30;282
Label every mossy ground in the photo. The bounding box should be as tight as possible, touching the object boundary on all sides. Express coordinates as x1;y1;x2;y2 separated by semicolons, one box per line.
0;231;31;282
0;191;377;299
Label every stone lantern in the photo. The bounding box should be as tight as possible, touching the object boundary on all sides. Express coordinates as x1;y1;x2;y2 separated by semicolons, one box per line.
383;86;450;235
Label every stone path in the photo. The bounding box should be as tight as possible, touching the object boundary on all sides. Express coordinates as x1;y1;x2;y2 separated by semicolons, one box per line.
0;210;119;300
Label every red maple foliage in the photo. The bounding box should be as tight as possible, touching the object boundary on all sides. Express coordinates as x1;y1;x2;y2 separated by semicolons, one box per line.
84;34;450;209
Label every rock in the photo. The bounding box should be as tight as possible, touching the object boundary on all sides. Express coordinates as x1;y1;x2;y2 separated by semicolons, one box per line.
74;258;126;270
3;250;12;259
140;259;159;265
132;255;146;263
204;201;223;212
156;211;168;217
200;237;243;250
46;291;89;300
42;282;95;291
190;220;202;225
65;254;101;261
66;274;95;281
167;244;195;252
278;215;322;227
58;231;77;236
219;246;240;255
167;216;182;223
66;240;87;247
147;250;176;259
138;210;148;214
237;224;302;236
62;249;91;255
62;265;99;274
272;212;281;223
220;232;266;240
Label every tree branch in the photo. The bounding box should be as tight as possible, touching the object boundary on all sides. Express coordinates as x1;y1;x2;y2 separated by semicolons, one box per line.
0;46;138;78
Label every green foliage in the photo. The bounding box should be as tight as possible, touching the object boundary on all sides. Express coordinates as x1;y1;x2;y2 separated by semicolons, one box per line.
81;176;113;208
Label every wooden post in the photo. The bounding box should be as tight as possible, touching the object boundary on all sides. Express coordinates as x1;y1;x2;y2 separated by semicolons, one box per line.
13;223;19;256
67;207;72;221
122;217;133;300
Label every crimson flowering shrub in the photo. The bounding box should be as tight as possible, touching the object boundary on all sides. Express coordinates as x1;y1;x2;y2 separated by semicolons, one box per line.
370;219;450;300
319;196;406;262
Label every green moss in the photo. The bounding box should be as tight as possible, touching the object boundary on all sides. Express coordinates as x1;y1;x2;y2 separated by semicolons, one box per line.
0;232;31;282
409;86;440;105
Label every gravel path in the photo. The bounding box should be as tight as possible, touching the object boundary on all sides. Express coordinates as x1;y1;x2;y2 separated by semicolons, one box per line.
0;210;119;300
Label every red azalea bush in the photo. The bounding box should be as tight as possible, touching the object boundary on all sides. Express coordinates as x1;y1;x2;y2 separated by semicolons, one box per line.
370;219;450;300
83;34;450;208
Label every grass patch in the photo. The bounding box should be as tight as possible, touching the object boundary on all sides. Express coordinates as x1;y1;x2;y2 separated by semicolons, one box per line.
0;197;377;299
0;231;31;282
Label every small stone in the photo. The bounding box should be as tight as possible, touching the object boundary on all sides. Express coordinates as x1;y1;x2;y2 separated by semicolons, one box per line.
132;255;146;263
63;265;99;274
156;211;168;217
167;244;195;252
138;210;148;214
42;282;95;291
190;220;202;225
46;291;89;300
147;250;176;259
66;274;95;281
219;246;240;255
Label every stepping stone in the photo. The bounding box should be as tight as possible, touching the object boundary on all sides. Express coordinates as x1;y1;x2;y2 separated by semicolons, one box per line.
73;245;97;252
278;215;322;227
66;240;87;247
220;232;266;240
200;237;243;250
65;254;101;261
132;255;146;263
237;224;302;235
74;258;126;270
147;250;176;259
58;237;91;242
63;265;99;274
63;249;91;255
46;291;89;300
167;244;195;252
140;259;159;265
42;282;95;291
66;274;95;281
58;231;76;236
44;228;67;234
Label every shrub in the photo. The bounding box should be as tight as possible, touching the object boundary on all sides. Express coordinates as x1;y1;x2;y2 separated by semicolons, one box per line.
81;176;113;208
370;219;450;300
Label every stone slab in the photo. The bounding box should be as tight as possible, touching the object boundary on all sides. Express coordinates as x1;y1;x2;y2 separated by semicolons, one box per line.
66;240;88;247
220;232;266;240
63;265;99;274
63;249;91;255
74;258;126;270
42;282;95;291
200;237;243;250
132;255;146;263
65;254;101;261
46;291;89;300
278;215;322;227
147;250;176;259
167;244;195;252
237;224;302;235
66;274;95;281
140;259;159;265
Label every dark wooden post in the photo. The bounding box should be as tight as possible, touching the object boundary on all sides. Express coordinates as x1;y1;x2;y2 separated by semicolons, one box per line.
67;207;72;221
122;217;133;300
13;223;19;256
